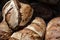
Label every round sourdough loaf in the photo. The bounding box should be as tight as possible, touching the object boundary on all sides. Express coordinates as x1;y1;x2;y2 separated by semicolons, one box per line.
2;0;33;30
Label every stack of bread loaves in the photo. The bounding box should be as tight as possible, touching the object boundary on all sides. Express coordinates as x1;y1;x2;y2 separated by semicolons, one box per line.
0;0;60;40
0;0;33;40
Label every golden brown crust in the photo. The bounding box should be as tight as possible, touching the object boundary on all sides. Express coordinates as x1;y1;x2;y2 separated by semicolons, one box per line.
47;17;60;30
32;17;46;31
2;1;33;30
0;21;12;40
0;21;12;33
19;2;33;26
9;17;46;40
9;37;18;40
9;29;41;40
26;17;46;37
45;17;60;40
0;30;11;40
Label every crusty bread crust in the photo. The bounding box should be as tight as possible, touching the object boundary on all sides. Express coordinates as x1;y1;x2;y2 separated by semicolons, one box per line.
45;17;60;40
2;0;33;30
9;17;46;40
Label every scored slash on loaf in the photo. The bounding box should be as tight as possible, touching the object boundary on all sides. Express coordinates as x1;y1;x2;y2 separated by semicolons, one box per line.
9;17;46;40
2;0;33;30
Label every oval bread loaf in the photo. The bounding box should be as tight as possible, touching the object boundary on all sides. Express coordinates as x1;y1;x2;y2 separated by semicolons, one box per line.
9;17;46;40
45;17;60;40
2;0;33;30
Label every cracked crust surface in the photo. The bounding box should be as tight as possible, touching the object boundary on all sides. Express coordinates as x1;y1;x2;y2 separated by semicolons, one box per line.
0;21;12;40
45;17;60;40
9;17;46;40
2;0;33;30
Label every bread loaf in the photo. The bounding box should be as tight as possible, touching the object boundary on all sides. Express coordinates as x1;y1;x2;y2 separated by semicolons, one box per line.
9;17;46;40
45;17;60;40
2;0;33;30
0;21;12;40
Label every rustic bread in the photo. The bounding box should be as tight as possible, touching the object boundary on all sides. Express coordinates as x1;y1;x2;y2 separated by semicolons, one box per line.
45;17;60;40
9;17;46;40
2;0;33;30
